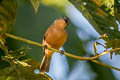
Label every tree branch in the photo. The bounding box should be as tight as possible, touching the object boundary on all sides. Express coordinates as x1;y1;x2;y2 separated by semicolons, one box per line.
90;48;120;59
91;60;120;71
5;33;120;71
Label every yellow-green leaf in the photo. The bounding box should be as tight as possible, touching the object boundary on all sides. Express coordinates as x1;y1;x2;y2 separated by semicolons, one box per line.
30;0;40;13
0;0;18;35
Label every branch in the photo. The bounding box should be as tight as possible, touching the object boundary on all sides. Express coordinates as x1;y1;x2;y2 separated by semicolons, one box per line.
90;48;120;59
91;60;120;71
5;33;120;71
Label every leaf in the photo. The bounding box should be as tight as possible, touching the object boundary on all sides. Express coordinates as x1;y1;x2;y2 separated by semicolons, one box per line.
30;0;40;13
9;45;31;59
69;0;117;38
69;0;117;79
6;77;18;80
0;59;52;80
0;35;8;55
115;0;120;23
1;46;31;68
16;61;31;67
8;59;52;80
69;0;120;55
0;35;10;69
97;34;120;58
0;0;18;35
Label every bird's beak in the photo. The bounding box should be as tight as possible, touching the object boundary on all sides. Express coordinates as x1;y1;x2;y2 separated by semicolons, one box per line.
61;16;70;25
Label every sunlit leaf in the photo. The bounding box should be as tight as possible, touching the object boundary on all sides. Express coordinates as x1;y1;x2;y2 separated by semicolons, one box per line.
1;46;31;69
17;61;31;67
6;77;18;80
41;0;69;6
0;36;9;69
7;59;52;80
30;0;40;13
0;59;52;80
0;35;8;55
9;45;31;59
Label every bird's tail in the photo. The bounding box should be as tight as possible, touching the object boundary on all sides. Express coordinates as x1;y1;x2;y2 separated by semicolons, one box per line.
39;55;52;72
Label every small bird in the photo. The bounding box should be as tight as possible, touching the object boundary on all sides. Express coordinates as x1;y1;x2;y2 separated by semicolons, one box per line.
40;16;70;72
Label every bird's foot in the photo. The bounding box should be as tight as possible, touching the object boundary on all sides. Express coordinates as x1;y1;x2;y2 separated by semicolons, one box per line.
60;50;64;56
43;45;47;54
44;45;48;49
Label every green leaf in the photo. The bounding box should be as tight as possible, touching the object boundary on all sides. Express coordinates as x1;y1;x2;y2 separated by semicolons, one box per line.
6;77;18;80
69;0;120;55
30;0;40;13
1;46;31;69
0;35;8;56
115;0;120;23
0;35;9;69
0;59;52;80
68;0;118;79
7;59;52;80
0;0;18;35
9;45;31;59
69;0;117;38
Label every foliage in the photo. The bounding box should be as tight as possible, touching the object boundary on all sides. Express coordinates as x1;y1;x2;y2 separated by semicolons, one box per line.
0;0;120;80
69;0;120;56
0;59;52;80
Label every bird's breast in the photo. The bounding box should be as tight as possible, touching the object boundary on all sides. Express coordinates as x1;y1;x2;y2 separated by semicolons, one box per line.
45;30;67;49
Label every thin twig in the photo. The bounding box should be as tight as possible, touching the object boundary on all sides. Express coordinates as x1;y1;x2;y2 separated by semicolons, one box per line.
5;33;120;71
91;60;120;71
90;48;120;59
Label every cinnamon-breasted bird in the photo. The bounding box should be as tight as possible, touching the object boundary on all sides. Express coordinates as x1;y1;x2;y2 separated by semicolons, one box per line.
40;16;70;72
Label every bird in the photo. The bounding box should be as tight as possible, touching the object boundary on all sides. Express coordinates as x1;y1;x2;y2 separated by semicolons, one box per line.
39;16;70;72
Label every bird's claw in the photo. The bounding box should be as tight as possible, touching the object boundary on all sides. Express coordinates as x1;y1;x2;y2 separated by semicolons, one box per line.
44;45;48;49
43;45;47;54
60;50;64;56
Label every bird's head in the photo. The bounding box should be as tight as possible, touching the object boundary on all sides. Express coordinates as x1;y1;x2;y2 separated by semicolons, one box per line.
53;16;70;29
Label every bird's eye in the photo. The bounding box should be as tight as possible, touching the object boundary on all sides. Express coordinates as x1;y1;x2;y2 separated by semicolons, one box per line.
61;16;70;24
64;19;69;24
